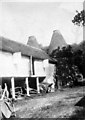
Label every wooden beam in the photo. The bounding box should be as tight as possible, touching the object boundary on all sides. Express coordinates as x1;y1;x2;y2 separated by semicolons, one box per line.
11;77;15;99
29;55;33;76
36;77;40;93
25;77;30;96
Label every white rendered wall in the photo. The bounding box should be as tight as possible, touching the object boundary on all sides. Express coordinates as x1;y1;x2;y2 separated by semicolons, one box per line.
34;60;46;76
16;55;30;76
13;52;30;76
43;59;55;78
34;59;55;78
43;59;55;91
0;51;14;77
0;51;30;77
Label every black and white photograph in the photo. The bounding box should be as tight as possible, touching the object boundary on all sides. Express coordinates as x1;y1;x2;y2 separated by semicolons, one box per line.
0;0;85;119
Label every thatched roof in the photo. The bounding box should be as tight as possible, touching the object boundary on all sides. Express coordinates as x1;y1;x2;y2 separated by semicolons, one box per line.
0;36;49;60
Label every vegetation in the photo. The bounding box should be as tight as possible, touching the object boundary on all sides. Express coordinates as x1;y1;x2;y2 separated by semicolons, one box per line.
50;9;85;89
72;10;85;26
51;46;80;89
51;41;85;88
72;9;85;78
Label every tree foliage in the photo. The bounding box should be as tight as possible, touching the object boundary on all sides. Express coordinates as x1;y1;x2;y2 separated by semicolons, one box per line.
73;42;85;78
50;9;85;88
72;10;85;26
51;45;80;88
72;9;85;77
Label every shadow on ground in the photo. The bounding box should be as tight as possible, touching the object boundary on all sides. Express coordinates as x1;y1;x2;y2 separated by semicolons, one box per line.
69;96;85;120
75;96;85;107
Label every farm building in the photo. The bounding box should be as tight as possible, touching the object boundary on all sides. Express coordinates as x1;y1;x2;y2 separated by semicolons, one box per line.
0;36;55;99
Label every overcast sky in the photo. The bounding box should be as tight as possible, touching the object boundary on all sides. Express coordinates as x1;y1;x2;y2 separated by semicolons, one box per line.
0;0;83;46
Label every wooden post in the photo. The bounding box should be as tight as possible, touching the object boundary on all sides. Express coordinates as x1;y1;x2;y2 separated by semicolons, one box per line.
36;77;40;93
26;77;30;96
1;83;9;100
29;55;33;76
11;77;15;99
31;56;33;75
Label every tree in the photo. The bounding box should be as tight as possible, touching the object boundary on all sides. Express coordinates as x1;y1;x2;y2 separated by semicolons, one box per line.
72;10;85;26
72;9;85;78
73;44;85;78
51;46;79;89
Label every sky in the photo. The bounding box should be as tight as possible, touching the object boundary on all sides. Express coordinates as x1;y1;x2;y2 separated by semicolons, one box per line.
0;0;84;46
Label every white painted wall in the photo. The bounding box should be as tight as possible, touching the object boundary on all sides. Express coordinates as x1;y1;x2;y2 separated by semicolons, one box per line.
34;59;55;84
34;60;46;76
0;51;14;76
43;59;55;78
0;51;55;81
0;51;30;77
13;52;30;76
43;59;55;91
20;56;30;76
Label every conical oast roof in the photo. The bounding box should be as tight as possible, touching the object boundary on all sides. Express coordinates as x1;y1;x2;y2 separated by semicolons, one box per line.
27;36;41;49
48;30;67;54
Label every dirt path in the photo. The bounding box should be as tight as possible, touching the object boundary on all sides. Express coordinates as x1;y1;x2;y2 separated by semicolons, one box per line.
14;86;85;118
